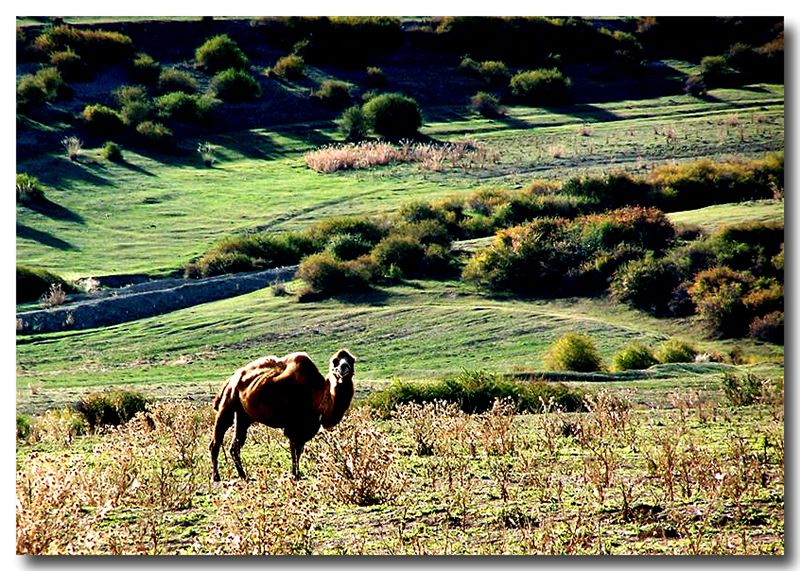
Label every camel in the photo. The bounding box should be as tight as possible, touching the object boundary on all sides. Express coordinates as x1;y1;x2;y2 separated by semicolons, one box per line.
210;348;356;481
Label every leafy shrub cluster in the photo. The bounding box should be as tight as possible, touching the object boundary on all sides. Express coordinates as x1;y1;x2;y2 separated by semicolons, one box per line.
360;92;423;139
158;67;198;94
16;265;76;304
16;173;46;204
130;52;161;84
194;34;249;74
312;80;354;109
470;91;503;117
334;93;423;140
368;369;585;414
612;220;783;340
459;57;511;87
32;25;133;64
433;16;638;66
610;343;657;372
80;103;124;135
210;68;262;102
254;16;403;65
270;54;306;81
545;333;604;372
50;49;89;81
73;390;149;431
155;91;218;122
463;206;675;296
17;67;70;108
510;68;571;106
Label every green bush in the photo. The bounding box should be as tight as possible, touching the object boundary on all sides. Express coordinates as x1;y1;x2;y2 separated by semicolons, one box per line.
155;91;217;122
130;52;161;84
688;266;753;337
306;216;386;249
325;233;374;261
313;79;354;109
195;34;249;74
271;54;306;80
210;68;262;102
368;369;585;414
470;91;503;117
16;74;47;108
371;235;427;277
80;103;124;135
611;342;657;371
365;66;387;88
187;231;315;278
50;49;89;80
749;311;783;344
684;74;707;97
73;390;149;430
101;141;123;162
16;173;46;204
135;121;174;151
545;332;603;372
114;85;154;125
654;338;698;363
721;371;769;406
157;67;198;94
16;265;75;304
33;25;133;64
16;413;32;440
296;251;374;297
610;254;683;316
17;67;71;107
648;155;783;211
510;68;571;106
712;221;784;277
185;251;256;278
362;92;423;139
337;105;369;141
700;55;733;86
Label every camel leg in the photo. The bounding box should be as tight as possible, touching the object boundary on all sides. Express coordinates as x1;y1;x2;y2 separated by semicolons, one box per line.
289;439;306;480
210;406;234;482
230;412;252;480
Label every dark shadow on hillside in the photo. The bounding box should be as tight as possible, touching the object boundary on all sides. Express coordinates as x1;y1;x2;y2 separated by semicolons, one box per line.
116;159;156;176
557;103;621;124
277;123;338;151
17;223;77;251
299;286;391;306
34;157;115;191
25;197;85;224
213;129;289;161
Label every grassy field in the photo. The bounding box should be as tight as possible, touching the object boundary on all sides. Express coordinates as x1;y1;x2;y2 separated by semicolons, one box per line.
15;16;785;555
16;275;784;415
16;86;783;278
16;395;784;555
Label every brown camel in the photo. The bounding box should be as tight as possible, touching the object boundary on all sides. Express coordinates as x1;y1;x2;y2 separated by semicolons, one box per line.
210;348;355;481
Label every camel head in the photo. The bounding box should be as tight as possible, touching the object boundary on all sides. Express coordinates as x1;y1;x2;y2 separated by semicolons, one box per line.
329;348;356;384
321;349;356;429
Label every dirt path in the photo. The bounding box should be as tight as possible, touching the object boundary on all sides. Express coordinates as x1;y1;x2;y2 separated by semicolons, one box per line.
16;265;297;335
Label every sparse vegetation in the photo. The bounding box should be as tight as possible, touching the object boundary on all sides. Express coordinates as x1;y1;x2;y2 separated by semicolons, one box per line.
60;135;83;160
157;67;198;94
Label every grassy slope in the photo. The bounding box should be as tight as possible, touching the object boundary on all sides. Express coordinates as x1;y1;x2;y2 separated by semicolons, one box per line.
16;276;783;414
16;86;784;278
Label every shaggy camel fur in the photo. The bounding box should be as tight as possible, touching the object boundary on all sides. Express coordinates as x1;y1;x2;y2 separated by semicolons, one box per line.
210;348;356;481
